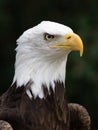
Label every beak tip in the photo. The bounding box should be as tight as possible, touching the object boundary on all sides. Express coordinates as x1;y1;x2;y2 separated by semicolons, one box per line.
80;48;83;57
80;53;83;57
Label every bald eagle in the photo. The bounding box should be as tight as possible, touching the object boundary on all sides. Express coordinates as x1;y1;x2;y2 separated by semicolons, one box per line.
0;21;90;130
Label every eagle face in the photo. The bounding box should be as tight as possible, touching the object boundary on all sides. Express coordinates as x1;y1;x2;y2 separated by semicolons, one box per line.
13;21;83;98
17;21;83;59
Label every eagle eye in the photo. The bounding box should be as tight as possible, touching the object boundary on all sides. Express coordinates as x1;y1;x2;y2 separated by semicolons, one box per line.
44;33;54;41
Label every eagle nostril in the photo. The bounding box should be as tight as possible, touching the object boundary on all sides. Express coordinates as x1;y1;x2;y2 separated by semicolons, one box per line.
67;36;71;39
65;34;72;40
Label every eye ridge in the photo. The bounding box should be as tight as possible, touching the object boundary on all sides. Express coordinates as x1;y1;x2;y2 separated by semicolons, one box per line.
44;33;55;40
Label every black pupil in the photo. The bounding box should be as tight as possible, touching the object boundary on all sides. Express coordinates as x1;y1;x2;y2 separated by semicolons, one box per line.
48;35;54;39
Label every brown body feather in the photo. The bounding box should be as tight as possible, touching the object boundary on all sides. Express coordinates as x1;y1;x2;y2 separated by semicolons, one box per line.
68;103;91;130
0;81;70;130
0;82;91;130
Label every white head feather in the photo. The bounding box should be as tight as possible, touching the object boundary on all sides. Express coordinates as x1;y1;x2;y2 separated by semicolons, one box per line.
13;21;74;98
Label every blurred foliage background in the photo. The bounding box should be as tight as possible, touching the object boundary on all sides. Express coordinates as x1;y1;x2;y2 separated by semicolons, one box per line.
0;0;98;129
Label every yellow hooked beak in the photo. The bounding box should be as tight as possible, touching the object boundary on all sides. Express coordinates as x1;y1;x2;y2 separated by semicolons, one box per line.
49;33;83;56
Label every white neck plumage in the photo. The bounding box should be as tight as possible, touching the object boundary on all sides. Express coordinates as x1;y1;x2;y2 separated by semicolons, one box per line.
13;46;68;99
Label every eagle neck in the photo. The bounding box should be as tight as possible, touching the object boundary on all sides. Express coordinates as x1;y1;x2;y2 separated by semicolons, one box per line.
13;50;68;99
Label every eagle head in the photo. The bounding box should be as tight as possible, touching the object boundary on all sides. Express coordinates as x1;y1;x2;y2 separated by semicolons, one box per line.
13;21;83;98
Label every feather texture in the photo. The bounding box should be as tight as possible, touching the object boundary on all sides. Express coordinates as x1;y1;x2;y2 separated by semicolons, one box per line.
0;81;70;130
0;21;90;130
68;103;91;130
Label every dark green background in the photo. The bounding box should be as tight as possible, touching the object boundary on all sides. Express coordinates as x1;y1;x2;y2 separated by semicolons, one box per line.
0;0;98;129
